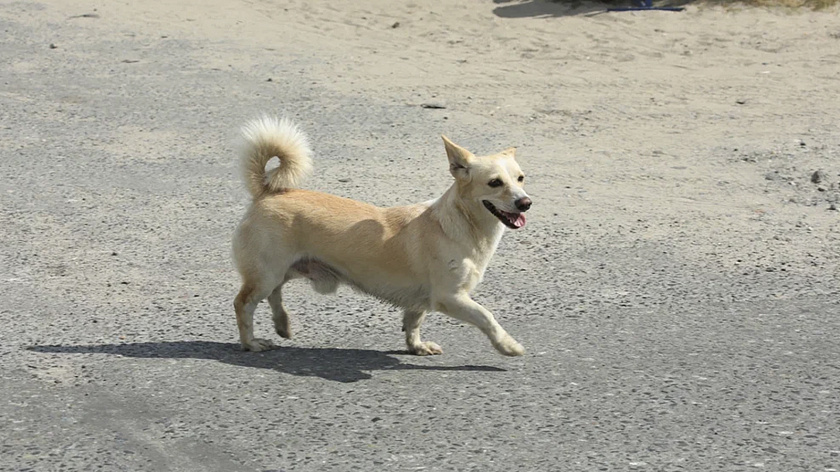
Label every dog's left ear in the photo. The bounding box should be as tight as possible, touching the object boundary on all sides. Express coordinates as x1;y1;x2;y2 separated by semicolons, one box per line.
442;135;474;180
501;147;516;158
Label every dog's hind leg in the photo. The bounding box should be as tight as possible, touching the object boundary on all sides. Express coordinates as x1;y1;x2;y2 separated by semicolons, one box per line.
435;293;525;357
403;310;442;356
268;283;292;340
232;219;295;351
234;281;280;352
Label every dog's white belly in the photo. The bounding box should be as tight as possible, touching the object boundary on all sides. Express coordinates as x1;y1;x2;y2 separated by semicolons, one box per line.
291;257;431;310
351;281;431;310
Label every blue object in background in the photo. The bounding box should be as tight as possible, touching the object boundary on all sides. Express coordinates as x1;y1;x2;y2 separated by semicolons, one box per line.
608;0;685;11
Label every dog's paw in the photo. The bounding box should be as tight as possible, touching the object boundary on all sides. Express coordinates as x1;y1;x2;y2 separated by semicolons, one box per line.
493;336;525;357
408;341;443;356
242;338;276;352
274;325;292;339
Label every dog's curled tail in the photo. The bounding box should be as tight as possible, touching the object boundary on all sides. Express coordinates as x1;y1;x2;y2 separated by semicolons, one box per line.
239;116;313;197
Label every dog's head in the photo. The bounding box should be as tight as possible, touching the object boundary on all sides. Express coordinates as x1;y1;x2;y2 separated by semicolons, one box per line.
442;136;531;229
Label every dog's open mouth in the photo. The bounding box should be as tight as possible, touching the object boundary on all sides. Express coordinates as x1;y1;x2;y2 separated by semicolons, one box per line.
483;201;526;229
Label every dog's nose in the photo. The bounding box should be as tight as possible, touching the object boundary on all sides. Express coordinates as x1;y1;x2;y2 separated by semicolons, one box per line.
515;197;532;212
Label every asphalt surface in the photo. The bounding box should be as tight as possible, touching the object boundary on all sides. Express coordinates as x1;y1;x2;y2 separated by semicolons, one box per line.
2;3;839;472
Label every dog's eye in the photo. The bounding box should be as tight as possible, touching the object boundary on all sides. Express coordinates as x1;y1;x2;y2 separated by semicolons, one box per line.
488;179;503;188
517;175;525;182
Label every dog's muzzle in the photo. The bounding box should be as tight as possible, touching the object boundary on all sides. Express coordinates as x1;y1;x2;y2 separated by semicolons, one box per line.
483;200;527;229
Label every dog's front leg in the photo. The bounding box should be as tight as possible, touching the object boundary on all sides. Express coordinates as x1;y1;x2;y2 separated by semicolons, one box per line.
403;310;443;356
436;294;525;356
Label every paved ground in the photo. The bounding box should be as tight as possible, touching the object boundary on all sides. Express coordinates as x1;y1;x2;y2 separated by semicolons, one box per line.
1;1;839;471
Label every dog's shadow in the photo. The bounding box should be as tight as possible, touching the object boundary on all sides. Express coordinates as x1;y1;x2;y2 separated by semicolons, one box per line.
26;341;505;383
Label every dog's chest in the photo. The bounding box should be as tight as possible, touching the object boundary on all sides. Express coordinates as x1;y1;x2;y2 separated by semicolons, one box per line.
442;229;503;292
468;231;504;288
463;262;484;292
449;254;491;293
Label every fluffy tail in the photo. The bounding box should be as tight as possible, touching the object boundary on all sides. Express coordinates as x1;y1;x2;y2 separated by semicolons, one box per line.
238;116;312;198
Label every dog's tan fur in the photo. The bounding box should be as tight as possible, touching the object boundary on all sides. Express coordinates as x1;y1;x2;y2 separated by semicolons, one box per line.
232;116;531;356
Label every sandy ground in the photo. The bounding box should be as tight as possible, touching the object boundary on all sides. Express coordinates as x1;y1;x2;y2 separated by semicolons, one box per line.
12;0;840;278
1;1;839;471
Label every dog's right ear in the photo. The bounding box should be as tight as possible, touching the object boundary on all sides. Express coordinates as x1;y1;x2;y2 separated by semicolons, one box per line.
442;135;474;180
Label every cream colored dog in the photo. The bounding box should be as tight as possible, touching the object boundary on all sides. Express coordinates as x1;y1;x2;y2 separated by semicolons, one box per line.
232;116;532;356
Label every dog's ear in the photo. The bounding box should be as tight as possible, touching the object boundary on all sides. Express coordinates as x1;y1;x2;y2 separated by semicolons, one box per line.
501;147;516;158
442;135;474;180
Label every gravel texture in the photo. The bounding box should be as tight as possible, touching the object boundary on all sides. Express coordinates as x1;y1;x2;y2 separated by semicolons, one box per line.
1;2;839;471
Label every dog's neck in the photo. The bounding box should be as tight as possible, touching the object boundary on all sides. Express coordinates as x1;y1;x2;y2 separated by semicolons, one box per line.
431;183;505;256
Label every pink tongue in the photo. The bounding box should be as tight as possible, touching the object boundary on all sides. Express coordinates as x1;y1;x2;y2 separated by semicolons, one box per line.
513;213;526;228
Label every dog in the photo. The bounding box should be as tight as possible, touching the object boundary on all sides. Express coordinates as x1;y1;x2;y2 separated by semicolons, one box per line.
232;116;532;356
